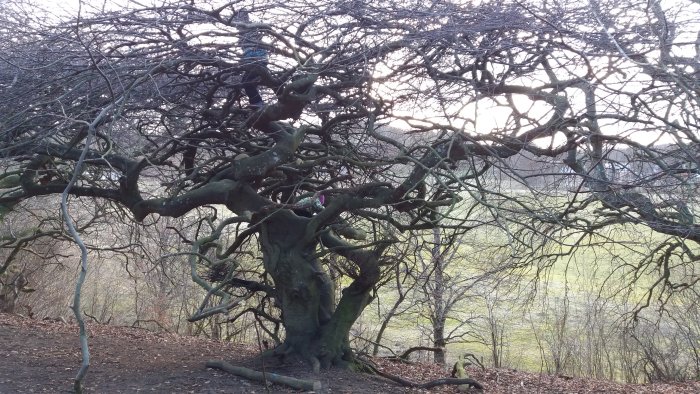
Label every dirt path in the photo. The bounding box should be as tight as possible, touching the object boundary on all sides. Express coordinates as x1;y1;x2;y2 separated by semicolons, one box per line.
2;313;699;393
0;314;264;393
0;314;398;393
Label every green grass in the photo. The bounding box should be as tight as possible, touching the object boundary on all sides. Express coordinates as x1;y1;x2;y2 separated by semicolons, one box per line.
353;220;700;379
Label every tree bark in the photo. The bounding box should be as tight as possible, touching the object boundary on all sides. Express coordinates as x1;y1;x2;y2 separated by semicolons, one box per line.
258;210;378;370
431;228;447;365
259;211;333;369
433;323;447;365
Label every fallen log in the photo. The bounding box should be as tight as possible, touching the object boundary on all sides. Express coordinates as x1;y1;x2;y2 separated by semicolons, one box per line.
357;356;484;390
376;372;484;390
206;360;322;391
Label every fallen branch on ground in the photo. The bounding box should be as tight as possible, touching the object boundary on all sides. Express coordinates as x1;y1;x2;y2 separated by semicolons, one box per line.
205;360;322;391
358;356;484;390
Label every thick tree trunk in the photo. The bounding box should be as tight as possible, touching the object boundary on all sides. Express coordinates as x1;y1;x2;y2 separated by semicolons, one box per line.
259;211;377;370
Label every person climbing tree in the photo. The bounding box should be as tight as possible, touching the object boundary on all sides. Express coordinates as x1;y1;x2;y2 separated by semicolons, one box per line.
237;9;267;109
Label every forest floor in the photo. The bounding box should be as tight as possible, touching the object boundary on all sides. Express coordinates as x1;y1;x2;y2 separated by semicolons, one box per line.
1;313;699;393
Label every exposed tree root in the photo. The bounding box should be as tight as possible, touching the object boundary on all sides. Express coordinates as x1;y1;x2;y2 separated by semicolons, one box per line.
392;346;444;362
206;360;322;391
358;356;484;390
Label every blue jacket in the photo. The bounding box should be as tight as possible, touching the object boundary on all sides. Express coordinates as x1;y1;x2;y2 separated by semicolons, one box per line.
240;27;268;62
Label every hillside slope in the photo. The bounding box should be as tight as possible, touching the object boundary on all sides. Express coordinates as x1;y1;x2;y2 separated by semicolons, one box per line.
1;313;698;393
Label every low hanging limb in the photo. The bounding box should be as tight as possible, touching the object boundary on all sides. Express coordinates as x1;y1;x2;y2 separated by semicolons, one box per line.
357;357;484;391
206;360;322;392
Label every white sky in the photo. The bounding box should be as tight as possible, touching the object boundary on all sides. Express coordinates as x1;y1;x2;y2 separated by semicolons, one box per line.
32;0;700;148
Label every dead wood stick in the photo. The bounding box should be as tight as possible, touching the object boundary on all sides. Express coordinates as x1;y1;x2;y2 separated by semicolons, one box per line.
357;356;484;390
206;360;322;391
376;370;484;390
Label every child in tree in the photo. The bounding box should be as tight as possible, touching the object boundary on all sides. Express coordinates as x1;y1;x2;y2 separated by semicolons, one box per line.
237;9;267;109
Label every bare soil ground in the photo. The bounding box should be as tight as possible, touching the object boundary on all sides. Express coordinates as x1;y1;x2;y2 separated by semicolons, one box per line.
1;313;699;393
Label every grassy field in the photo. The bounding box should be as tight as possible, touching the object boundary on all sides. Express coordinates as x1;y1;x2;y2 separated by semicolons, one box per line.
353;221;700;381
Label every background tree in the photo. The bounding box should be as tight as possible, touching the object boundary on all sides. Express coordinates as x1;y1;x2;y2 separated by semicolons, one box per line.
413;227;481;365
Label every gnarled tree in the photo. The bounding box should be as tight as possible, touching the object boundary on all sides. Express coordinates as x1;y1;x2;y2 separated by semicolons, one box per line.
1;0;699;373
